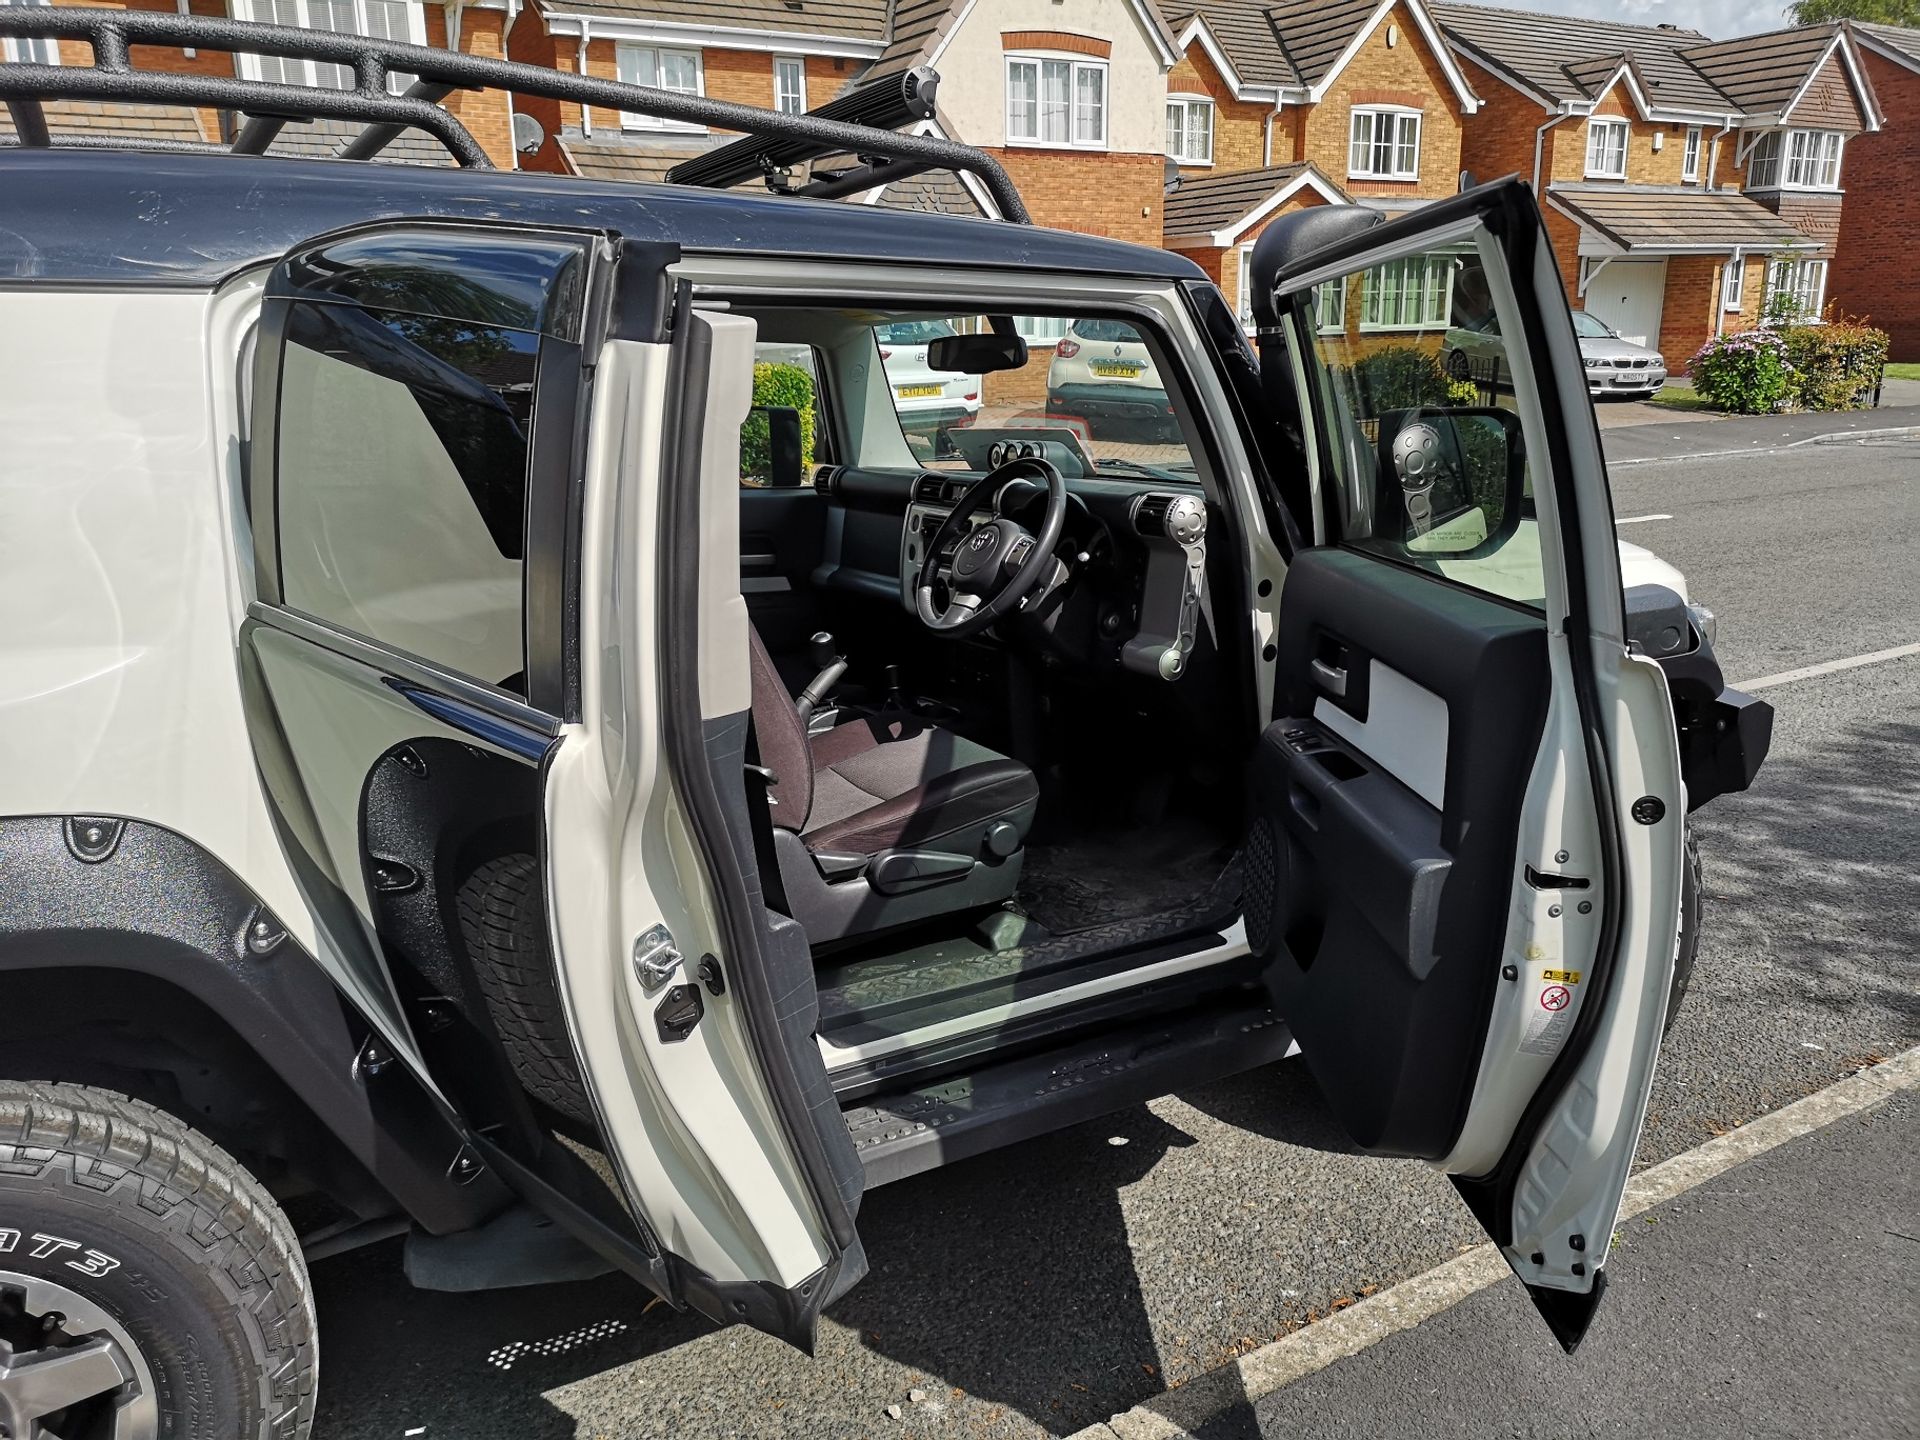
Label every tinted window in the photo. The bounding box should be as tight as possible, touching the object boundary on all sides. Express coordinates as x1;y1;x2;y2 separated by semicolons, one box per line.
874;319;957;344
275;300;537;688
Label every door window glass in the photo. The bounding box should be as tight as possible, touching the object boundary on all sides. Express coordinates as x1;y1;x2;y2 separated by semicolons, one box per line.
275;300;536;687
741;343;823;487
1301;240;1545;609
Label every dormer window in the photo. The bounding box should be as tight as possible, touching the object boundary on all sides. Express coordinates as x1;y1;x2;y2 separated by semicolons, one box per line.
1747;129;1843;191
1585;118;1629;179
1349;107;1421;181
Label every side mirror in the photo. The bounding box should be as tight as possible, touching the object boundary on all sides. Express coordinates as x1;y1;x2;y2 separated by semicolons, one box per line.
741;405;806;488
927;331;1028;374
1382;406;1525;559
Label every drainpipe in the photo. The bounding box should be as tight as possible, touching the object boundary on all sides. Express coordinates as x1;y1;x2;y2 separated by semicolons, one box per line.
1533;108;1571;193
576;18;591;139
445;0;463;51
1706;114;1735;188
1264;104;1282;166
502;0;523;170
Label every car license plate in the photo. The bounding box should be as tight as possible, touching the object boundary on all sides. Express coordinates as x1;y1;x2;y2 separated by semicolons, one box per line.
1090;361;1142;378
896;384;943;398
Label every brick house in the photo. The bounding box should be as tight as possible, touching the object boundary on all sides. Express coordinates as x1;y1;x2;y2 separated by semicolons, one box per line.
0;0;523;165
1158;0;1483;321
1832;24;1920;359
1435;6;1882;370
505;0;1185;238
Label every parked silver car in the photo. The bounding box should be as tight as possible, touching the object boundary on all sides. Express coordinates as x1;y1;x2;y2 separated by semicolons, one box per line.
1442;309;1667;399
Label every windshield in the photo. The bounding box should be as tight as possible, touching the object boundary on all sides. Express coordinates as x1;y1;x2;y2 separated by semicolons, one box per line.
876;312;1198;479
1571;310;1613;340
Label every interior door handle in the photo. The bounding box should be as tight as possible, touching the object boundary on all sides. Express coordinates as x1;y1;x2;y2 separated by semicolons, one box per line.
1310;658;1348;698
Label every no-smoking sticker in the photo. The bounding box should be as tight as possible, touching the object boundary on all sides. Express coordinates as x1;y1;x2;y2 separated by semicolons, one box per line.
1521;977;1579;1056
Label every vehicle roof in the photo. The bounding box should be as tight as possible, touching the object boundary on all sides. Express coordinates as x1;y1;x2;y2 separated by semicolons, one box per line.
0;149;1207;289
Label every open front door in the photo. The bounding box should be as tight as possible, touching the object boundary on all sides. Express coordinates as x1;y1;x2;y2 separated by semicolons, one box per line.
1245;182;1685;1349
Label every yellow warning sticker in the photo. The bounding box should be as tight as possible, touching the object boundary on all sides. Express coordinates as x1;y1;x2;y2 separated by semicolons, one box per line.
1540;968;1582;984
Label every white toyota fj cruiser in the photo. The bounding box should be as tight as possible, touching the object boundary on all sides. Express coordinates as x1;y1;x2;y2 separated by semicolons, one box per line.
0;12;1771;1437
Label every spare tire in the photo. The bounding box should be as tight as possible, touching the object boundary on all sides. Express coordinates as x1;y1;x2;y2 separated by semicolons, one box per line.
457;853;595;1126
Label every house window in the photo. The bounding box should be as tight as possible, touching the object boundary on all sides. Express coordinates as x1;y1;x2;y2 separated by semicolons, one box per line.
774;55;806;115
233;0;424;93
1013;315;1071;345
1748;129;1843;190
1349;107;1420;180
0;0;59;64
617;44;703;131
1314;279;1348;334
1166;96;1214;165
1585;118;1629;179
1766;258;1827;320
1682;127;1701;182
1006;55;1107;148
1359;255;1452;331
1722;255;1745;312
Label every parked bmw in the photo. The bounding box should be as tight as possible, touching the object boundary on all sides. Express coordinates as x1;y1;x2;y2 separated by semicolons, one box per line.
1442;309;1667;399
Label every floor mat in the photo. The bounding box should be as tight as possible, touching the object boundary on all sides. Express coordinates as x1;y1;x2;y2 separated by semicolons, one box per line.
1017;816;1238;935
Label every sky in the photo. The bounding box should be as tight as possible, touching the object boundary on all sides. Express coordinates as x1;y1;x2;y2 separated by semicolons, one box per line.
1461;0;1795;37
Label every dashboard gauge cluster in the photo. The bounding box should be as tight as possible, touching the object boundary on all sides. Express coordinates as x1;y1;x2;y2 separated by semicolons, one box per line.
985;438;1047;470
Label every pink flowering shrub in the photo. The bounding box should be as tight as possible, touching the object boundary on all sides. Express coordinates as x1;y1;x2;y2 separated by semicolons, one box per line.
1689;329;1793;414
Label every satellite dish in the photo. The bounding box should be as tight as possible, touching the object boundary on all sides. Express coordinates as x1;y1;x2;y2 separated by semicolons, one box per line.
513;112;547;156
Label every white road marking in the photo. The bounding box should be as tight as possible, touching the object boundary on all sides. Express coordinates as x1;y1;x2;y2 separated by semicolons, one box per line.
1614;513;1672;525
1074;1045;1920;1440
1733;642;1920;693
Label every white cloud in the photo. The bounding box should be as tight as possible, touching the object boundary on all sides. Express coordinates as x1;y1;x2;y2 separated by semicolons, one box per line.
1463;0;1796;37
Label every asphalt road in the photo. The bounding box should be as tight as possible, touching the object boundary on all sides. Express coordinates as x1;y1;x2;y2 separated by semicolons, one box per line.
309;433;1920;1440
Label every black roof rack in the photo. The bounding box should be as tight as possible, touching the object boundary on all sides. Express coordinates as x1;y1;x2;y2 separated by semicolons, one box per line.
0;7;1029;221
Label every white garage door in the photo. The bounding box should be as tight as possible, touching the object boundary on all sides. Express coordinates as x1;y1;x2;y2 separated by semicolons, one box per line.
1584;260;1667;348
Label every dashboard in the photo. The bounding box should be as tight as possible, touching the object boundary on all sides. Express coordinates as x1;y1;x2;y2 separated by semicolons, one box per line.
810;463;1213;680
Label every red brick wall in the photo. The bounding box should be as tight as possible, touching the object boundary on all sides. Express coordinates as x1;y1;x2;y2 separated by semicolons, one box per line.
1829;48;1920;359
985;146;1167;243
1658;256;1722;373
1166;45;1273;176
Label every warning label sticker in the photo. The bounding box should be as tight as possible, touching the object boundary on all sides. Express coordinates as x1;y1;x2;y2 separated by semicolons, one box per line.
1540;968;1582;985
1521;982;1577;1056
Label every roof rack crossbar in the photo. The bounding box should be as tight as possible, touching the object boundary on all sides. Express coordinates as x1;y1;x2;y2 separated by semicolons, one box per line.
0;8;1030;221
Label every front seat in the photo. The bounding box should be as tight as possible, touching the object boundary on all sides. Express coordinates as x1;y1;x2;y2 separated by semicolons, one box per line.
748;626;1038;943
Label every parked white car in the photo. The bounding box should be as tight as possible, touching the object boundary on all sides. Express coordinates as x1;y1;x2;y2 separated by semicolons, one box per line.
1044;316;1180;439
874;317;981;449
1442;309;1668;399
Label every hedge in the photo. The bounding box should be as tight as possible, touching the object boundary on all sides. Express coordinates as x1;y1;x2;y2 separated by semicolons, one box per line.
1690;314;1889;415
739;361;817;483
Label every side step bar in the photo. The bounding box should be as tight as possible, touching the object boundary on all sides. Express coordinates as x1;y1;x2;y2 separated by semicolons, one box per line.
844;1001;1296;1187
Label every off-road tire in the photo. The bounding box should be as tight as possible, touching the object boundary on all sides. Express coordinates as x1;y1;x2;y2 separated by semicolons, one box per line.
457;853;594;1126
1666;826;1703;1033
0;1081;316;1438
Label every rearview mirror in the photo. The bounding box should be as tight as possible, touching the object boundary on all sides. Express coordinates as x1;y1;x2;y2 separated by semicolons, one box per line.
927;331;1028;374
1381;407;1525;559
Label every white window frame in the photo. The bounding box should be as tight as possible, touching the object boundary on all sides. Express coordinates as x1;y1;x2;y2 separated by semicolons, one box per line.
1722;254;1745;312
1766;257;1827;321
1747;128;1844;191
617;44;704;132
1348;105;1422;181
1585;118;1629;179
231;0;426;93
1004;54;1108;150
773;55;806;115
1682;127;1701;182
1;0;59;64
1013;314;1071;345
1358;255;1453;333
1315;278;1348;335
1166;94;1215;165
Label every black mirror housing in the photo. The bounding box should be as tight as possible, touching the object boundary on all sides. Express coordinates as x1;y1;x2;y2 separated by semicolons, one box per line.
927;331;1028;374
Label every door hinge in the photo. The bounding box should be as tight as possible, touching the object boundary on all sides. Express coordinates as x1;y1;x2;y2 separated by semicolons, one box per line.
632;923;684;993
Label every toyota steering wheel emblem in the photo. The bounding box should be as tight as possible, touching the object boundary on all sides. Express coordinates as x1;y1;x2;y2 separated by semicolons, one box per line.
969;530;994;553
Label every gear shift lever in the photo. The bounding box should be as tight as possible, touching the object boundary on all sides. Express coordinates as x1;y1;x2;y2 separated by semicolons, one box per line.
884;663;909;714
795;631;847;728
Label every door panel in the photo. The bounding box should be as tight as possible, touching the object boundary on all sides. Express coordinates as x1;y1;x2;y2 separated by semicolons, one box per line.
1253;549;1549;1158
739;483;829;649
1249;180;1685;1349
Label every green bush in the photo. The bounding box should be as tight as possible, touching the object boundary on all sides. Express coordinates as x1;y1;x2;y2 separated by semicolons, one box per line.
739;361;816;484
1778;317;1888;412
1344;344;1457;413
1688;329;1794;414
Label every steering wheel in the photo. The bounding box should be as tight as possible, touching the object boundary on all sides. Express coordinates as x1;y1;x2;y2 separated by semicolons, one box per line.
916;456;1068;639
